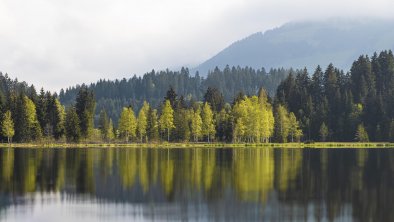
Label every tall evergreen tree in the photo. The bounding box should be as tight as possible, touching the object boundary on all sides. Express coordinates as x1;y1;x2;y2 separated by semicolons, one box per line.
75;86;96;139
98;109;110;141
204;87;225;113
65;107;81;143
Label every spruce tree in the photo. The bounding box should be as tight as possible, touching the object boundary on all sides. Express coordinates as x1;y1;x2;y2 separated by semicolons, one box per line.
65;107;81;143
98;109;110;141
75;86;96;139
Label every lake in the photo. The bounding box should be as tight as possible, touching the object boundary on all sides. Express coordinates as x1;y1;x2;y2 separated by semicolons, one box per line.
0;147;393;221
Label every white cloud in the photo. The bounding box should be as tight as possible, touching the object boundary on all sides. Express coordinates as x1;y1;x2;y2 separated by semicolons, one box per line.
0;0;393;91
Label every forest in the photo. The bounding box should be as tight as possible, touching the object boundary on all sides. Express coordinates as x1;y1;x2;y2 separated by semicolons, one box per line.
59;66;289;125
0;50;394;144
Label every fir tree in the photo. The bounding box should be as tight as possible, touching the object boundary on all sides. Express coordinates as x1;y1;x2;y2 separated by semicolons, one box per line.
65;107;81;143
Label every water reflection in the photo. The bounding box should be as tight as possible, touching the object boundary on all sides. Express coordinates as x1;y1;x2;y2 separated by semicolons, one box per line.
0;147;393;221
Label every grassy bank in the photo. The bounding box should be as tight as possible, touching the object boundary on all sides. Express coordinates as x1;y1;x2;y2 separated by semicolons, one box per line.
1;142;394;148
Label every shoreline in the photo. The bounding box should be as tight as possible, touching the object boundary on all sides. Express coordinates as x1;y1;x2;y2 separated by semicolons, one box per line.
1;142;394;149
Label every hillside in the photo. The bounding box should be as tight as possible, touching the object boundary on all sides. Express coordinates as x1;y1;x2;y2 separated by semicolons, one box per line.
193;19;394;76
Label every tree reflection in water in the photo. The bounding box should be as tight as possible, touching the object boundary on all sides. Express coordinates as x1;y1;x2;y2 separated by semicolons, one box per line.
0;147;393;221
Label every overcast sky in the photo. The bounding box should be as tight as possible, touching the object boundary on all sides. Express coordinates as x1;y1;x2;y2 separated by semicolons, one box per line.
0;0;394;92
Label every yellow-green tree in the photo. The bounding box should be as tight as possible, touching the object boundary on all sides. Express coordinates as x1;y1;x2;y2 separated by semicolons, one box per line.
107;119;115;141
2;110;14;143
137;101;149;142
274;105;290;143
191;107;203;142
288;112;303;142
233;97;247;142
118;107;137;143
25;96;42;140
355;123;369;142
159;100;175;142
201;102;215;142
258;89;274;143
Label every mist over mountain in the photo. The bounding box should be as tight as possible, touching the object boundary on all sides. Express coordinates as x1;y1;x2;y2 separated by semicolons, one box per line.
193;18;394;76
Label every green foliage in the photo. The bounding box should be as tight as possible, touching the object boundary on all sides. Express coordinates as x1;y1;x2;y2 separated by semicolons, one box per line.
289;112;302;142
137;101;149;142
204;87;225;112
201;102;215;142
65;107;81;143
76;86;96;139
118;107;137;143
53;99;65;140
319;122;329;142
2;111;14;143
191;107;203;142
59;67;289;125
274;105;290;143
147;108;159;142
159;100;175;142
98;109;111;141
355;123;369;142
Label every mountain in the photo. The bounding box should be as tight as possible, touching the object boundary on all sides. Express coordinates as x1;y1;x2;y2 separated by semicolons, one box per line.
193;18;394;75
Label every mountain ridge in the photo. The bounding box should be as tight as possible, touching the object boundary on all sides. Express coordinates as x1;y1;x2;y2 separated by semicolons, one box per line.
192;18;394;76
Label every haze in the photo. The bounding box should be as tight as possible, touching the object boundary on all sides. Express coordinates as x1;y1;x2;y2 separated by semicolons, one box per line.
0;0;393;91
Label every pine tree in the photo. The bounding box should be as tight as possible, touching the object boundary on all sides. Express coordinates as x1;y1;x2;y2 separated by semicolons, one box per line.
75;86;96;139
2;111;14;143
98;109;110;141
53;99;65;140
204;87;225;112
201;102;215;142
65;107;81;143
159;100;175;142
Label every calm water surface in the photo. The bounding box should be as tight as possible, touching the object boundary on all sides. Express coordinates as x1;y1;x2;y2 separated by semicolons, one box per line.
0;147;393;221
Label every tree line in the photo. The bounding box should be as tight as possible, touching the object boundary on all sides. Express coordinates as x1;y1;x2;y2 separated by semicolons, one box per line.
1;50;394;143
59;66;290;126
275;50;394;142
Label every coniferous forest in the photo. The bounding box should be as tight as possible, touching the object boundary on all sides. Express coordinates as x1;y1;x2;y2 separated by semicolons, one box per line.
0;50;394;144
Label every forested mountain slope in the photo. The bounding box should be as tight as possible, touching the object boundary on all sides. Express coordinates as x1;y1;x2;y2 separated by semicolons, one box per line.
193;19;394;76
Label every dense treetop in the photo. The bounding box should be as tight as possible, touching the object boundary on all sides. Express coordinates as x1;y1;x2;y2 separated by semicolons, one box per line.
59;66;289;124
